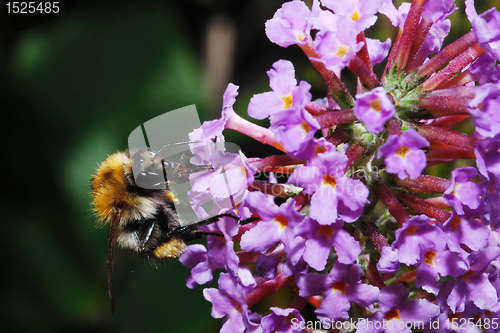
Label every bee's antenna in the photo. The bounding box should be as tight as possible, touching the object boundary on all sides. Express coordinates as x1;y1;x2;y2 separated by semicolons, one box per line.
154;141;201;158
107;208;121;315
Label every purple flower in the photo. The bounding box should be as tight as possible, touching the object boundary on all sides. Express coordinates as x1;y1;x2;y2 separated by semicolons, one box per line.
313;16;364;71
421;0;456;24
189;130;238;170
444;167;485;215
379;1;410;27
180;244;213;288
253;243;285;279
391;215;447;266
288;150;369;224
248;60;312;120
356;284;440;333
310;0;338;32
180;216;242;288
475;134;500;187
470;53;500;84
297;262;379;321
354;86;395;133
415;247;468;295
265;1;312;48
270;108;319;156
289;137;336;165
294;218;361;269
465;0;500;60
474;135;500;225
442;214;490;254
378;129;430;180
187;84;254;218
203;273;262;333
467;83;500;138
261;307;304;333
366;37;392;65
447;247;500;312
188;150;254;218
423;281;475;333
377;246;400;273
321;0;384;33
240;192;306;265
200;83;239;141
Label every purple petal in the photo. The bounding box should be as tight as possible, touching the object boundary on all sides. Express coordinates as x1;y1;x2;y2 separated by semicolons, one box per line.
221;311;246;333
248;92;288;120
398;299;440;324
415;263;440;295
467;272;499;310
297;272;332;297
265;1;311;48
367;37;392;65
268;60;297;95
331;228;361;264
310;186;339;224
378;246;400;273
316;289;351;321
303;233;332;270
346;283;380;307
380;284;410;313
240;221;282;253
203;288;234;318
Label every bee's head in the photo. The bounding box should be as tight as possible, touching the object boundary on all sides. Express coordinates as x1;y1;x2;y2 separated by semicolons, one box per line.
91;151;133;224
129;149;168;190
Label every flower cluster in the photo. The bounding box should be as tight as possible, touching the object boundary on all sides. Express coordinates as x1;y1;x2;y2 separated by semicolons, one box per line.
180;0;500;332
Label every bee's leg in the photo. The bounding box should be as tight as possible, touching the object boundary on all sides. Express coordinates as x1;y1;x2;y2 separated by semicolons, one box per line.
196;213;239;227
140;222;156;251
170;213;239;241
187;229;224;239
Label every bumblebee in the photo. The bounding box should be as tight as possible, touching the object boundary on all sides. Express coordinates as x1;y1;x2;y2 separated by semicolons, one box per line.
91;149;233;312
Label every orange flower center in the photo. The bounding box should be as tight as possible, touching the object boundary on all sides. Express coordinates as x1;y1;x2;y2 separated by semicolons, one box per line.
370;98;382;112
283;94;293;109
405;225;418;236
450;216;461;232
333;281;347;293
385;309;401;321
424;250;437;265
396;145;410;158
323;175;337;188
336;45;349;58
315;145;327;156
464;269;475;282
300;121;311;133
275;215;288;229
318;225;334;237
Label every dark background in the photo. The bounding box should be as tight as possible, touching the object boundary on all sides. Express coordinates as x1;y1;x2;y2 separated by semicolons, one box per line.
0;0;490;332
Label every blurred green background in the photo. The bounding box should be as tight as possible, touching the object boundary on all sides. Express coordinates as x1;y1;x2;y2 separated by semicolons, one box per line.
0;0;494;332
